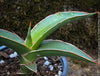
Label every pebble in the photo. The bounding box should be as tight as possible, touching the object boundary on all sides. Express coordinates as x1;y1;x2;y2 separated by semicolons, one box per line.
0;60;5;64
9;52;17;58
58;70;62;76
54;64;57;65
44;56;48;60
44;61;50;65
7;71;10;75
49;65;54;71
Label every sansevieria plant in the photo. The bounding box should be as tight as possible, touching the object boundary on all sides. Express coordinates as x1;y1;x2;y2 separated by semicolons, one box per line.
0;11;98;75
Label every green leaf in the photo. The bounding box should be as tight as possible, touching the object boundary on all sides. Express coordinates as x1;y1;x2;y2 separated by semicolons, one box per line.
18;64;37;76
25;40;96;64
0;29;24;44
24;64;37;73
25;22;32;47
0;29;31;55
31;11;96;50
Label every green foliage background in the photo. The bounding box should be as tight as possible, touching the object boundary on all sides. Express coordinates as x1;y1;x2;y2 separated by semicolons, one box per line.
0;0;99;56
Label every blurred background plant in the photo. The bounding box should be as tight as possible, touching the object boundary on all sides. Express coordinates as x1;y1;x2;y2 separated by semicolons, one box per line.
0;0;99;58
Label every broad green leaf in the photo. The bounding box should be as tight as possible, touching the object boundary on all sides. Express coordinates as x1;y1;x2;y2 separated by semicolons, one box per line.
31;11;96;50
0;29;31;55
0;29;24;44
24;64;37;73
25;22;32;47
18;63;37;76
25;40;96;64
18;64;35;76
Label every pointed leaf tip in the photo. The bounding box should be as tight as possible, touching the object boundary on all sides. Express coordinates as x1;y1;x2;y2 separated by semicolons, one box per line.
96;11;99;14
36;72;38;74
95;11;99;14
29;22;31;27
94;61;100;65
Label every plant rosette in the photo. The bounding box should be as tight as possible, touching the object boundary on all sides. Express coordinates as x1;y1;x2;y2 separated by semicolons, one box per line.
0;11;98;76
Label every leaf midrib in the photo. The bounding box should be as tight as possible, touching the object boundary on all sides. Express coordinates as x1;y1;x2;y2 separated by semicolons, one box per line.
31;13;91;49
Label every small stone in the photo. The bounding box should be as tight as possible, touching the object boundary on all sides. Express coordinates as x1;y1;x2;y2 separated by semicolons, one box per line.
7;71;10;75
49;65;54;71
44;56;48;60
44;61;50;65
9;52;17;58
54;64;57;65
58;70;62;76
14;52;17;56
0;60;5;64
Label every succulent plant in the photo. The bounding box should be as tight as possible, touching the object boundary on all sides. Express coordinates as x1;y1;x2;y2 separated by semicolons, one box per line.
0;11;98;75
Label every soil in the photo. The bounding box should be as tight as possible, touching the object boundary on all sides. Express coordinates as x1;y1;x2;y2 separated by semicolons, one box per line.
0;48;63;76
0;47;100;76
35;56;63;76
0;49;20;76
